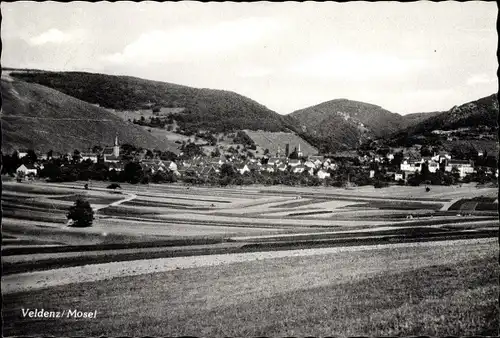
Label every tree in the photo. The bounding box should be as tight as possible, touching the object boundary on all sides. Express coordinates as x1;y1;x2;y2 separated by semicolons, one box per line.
220;163;236;178
72;149;81;163
67;198;94;227
420;161;430;180
24;149;38;164
16;170;25;182
123;162;144;184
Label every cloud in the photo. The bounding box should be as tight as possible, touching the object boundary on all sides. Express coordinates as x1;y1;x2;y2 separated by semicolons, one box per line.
103;17;283;65
467;73;497;85
286;48;428;81
28;28;73;45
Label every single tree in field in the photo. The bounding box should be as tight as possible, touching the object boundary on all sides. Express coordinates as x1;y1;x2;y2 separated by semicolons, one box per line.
67;198;94;227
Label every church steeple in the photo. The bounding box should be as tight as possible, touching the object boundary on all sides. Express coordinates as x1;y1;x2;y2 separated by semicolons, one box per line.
113;133;120;157
298;143;303;157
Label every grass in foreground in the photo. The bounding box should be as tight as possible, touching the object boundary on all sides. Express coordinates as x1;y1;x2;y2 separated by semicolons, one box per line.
3;244;498;337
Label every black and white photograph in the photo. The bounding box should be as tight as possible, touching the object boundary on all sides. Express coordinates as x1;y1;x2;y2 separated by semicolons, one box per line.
1;1;499;336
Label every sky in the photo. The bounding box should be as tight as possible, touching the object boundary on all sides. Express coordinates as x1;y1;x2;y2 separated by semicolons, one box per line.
1;1;498;115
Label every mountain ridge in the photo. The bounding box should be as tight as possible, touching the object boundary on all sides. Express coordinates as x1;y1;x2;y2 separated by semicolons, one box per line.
8;69;296;134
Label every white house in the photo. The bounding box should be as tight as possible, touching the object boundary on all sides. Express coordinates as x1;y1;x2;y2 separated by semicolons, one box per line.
264;165;275;173
80;152;99;163
304;161;316;169
369;170;375;178
17;164;38;176
17;150;29;158
237;164;250;175
400;159;420;172
277;164;288;172
394;172;404;181
317;169;330;180
445;160;475;178
431;152;451;164
164;161;178;171
288;159;301;167
293;165;306;174
267;157;281;166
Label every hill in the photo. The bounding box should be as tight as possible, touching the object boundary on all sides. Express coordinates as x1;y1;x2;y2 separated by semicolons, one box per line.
289;99;406;153
1;75;181;154
9;69;295;134
385;94;499;155
400;111;443;129
243;130;318;157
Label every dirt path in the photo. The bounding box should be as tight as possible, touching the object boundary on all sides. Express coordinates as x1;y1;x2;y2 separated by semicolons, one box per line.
93;193;137;212
2;237;496;295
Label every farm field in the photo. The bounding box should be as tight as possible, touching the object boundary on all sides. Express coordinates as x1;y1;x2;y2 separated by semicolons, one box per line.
2;178;498;336
2;238;498;336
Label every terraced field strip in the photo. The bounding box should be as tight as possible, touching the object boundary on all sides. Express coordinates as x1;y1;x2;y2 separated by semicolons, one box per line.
2;237;496;295
259;189;449;203
229;221;499;243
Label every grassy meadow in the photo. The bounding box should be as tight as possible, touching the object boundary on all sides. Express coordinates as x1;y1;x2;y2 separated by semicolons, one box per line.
3;239;498;336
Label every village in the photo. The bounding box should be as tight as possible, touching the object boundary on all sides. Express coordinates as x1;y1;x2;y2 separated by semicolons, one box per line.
7;133;498;187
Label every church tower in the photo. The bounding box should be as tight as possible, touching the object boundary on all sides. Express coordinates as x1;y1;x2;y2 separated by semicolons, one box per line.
113;134;120;157
298;143;303;157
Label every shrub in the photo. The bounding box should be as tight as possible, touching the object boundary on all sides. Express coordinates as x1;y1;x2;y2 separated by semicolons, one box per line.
107;183;121;189
374;180;389;188
67;198;94;227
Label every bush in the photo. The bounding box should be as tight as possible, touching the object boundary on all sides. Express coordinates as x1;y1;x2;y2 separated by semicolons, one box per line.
107;183;121;189
374;180;389;188
67;198;94;227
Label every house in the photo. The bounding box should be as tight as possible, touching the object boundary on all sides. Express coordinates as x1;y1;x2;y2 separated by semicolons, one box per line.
164;161;178;171
80;152;99;163
317;169;330;179
431;152;451;164
288;159;301;167
427;160;440;173
16;164;38;176
267;157;281;166
237;164;250;175
17;149;29;158
445;160;475;178
369;170;375;178
277;164;288;172
309;155;325;162
217;155;228;165
200;165;219;177
293;165;306;174
37;152;49;161
304;160;316;169
248;163;260;172
386;153;395;161
263;165;275;173
108;162;125;172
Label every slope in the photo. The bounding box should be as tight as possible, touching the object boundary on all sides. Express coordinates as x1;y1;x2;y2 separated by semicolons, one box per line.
385;94;499;155
9;70;294;134
289;99;406;153
1;75;181;154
